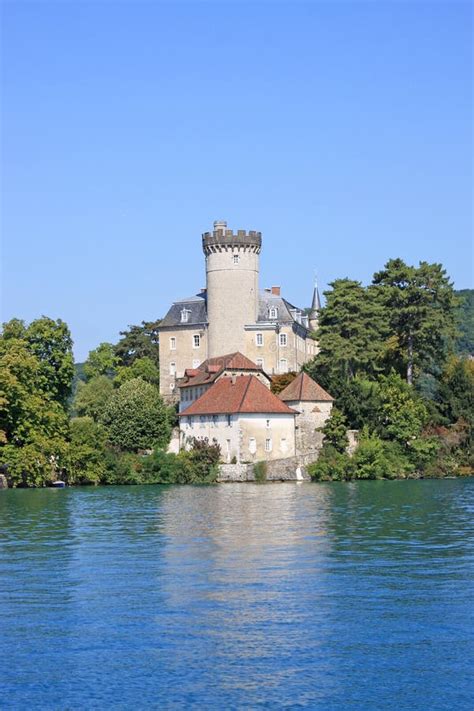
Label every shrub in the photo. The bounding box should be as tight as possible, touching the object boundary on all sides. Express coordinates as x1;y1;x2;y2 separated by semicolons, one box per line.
308;445;350;481
253;460;267;483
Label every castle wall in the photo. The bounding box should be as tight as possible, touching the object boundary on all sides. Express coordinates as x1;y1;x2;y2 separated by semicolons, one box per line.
159;325;208;399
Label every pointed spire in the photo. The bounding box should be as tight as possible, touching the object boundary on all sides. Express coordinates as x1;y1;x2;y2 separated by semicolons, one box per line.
309;274;321;331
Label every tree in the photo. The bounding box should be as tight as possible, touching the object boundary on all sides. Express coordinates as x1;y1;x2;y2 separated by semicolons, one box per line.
83;342;119;380
319;408;348;453
305;279;387;394
66;417;108;485
23;317;75;405
377;372;429;445
115;320;161;367
455;289;474;355
114;356;160;388
73;375;114;421
372;259;458;384
100;378;171;452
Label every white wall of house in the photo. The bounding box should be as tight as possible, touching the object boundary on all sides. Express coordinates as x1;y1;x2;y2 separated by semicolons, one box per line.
179;412;296;463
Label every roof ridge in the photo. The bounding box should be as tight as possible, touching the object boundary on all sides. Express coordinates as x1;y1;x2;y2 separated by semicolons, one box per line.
299;372;304;400
237;375;253;412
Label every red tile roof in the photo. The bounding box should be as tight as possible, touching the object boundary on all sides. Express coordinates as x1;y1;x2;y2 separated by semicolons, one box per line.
178;352;264;389
278;371;334;402
179;375;297;416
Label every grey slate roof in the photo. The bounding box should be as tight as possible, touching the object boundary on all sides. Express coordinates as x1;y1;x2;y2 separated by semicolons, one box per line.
160;293;208;328
160;290;308;329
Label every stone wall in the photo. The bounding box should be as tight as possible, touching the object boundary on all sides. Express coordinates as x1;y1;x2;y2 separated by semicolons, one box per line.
217;452;319;482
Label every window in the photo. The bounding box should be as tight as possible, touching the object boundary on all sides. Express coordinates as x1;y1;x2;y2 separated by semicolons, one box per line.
256;333;264;347
280;438;288;453
226;415;232;427
265;438;272;452
169;362;176;376
233;254;240;264
170;337;176;350
256;357;264;369
279;333;287;347
193;359;200;369
269;307;278;319
266;419;270;428
180;308;190;323
212;415;218;427
193;334;200;349
170;383;175;391
279;358;288;373
249;437;257;454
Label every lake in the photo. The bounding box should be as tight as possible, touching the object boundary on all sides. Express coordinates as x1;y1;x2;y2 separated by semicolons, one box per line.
1;480;473;710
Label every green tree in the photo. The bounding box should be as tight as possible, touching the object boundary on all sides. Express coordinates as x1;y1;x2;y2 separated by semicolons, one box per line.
377;372;429;445
23;317;75;405
115;320;161;367
455;289;474;355
83;342;119;380
114;356;160;388
305;279;387;394
66;417;108;485
101;378;171;452
319;408;348;453
73;375;114;420
372;259;458;384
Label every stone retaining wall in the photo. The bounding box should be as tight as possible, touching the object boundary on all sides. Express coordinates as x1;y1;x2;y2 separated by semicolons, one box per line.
218;452;319;482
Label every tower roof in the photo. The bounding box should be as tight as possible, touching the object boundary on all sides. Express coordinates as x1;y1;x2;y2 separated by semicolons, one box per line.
180;375;297;416
278;371;333;403
310;282;321;314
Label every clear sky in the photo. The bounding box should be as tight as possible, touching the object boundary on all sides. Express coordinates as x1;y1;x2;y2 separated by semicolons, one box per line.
2;0;472;361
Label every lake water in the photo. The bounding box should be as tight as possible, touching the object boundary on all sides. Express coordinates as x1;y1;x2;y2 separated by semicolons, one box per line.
1;480;473;710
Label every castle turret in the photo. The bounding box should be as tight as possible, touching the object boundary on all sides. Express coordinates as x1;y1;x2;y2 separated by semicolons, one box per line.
203;220;261;358
309;279;321;332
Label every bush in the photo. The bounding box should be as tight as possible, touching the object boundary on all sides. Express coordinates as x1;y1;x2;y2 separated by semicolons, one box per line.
308;445;350;481
253;461;267;483
142;438;220;485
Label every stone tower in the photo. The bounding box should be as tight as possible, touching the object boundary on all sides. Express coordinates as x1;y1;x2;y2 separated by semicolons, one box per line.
203;220;262;358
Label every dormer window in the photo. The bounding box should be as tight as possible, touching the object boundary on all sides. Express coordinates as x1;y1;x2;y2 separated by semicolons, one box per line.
269;307;278;320
181;308;191;323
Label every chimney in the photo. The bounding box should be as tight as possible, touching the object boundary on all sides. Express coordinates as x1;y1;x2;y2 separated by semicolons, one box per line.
271;286;281;296
213;220;227;233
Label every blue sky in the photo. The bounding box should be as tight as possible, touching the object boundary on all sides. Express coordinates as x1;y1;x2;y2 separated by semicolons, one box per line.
2;1;472;361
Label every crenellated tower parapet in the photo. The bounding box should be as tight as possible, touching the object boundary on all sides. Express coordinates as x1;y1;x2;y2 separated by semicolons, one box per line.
203;221;261;358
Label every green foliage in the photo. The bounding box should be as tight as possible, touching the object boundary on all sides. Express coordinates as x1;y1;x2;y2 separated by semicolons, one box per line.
66;417;108;485
114;357;160;387
101;378;171;452
142;438;220;484
115;320;161;367
253;460;267;483
372;259;458;383
377;372;429;445
73;375;114;420
22;317;75;405
305;279;387;392
308;445;350;481
319;408;349;453
83;342;119;380
455;289;474;355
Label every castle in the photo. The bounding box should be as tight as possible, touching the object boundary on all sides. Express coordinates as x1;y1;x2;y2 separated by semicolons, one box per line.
159;220;321;398
159;222;333;465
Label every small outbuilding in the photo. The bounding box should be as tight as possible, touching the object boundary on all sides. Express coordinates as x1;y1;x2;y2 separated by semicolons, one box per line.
278;372;334;454
179;374;297;463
